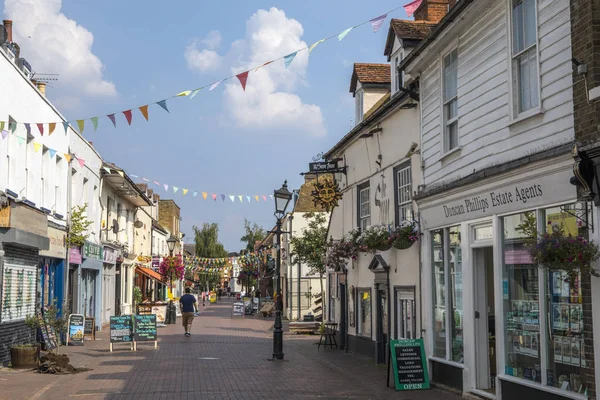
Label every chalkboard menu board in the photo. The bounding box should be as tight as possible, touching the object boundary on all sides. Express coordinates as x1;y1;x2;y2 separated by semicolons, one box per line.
68;314;85;346
390;339;430;391
110;316;133;343
134;314;157;342
84;317;95;339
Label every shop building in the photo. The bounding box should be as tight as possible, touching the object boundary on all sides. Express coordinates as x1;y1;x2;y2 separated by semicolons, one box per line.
324;11;426;361
400;0;594;397
38;225;66;314
80;241;103;330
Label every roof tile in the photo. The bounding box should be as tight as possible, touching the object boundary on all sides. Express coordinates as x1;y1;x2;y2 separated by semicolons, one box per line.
350;63;390;92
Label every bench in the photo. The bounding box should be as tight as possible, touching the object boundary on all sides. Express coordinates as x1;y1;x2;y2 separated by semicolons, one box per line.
318;322;338;350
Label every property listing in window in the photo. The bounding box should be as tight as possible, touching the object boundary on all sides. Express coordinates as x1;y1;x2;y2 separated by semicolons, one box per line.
543;206;588;394
431;226;463;362
502;212;541;382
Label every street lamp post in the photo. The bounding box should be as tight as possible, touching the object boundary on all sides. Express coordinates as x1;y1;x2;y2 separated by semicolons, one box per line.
272;180;292;360
166;236;177;324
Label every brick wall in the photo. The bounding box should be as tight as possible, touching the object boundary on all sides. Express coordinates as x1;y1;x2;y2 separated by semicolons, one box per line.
0;244;40;366
414;0;449;23
158;200;180;233
571;0;600;144
572;0;600;397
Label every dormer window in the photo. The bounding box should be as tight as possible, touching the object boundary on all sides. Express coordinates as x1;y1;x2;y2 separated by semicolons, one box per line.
392;49;404;94
355;88;364;124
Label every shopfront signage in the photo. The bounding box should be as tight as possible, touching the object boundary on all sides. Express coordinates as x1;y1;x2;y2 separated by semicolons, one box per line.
67;314;85;346
84;317;95;340
152;256;160;269
420;168;575;228
390;339;430;391
40;227;66;258
69;247;82;265
109;316;133;345
309;161;339;173
232;302;244;317
134;314;157;342
103;247;118;264
37;313;58;351
84;242;103;260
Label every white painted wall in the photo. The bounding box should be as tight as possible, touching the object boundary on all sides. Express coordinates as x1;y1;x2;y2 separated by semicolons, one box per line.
0;47;70;226
407;0;574;188
327;94;422;345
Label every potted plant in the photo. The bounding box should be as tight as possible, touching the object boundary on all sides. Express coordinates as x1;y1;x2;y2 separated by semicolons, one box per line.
527;225;600;285
10;315;41;368
359;225;392;252
391;223;419;250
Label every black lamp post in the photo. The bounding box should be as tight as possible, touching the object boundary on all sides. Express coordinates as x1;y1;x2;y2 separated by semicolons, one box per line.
165;236;177;324
273;180;292;360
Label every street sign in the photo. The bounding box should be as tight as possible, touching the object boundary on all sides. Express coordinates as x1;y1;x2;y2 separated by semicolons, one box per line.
309;161;339;173
390;339;430;391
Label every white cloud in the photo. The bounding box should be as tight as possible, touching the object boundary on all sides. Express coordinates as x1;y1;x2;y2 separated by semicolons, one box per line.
185;30;223;72
4;0;116;100
186;8;325;137
224;8;326;137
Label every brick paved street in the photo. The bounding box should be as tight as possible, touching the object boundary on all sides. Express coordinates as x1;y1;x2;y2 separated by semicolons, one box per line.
0;300;460;400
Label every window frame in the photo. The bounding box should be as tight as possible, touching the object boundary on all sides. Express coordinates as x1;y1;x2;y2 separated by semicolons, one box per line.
393;161;413;227
395;285;417;340
441;48;459;154
508;0;542;120
391;49;404;95
355;88;364;125
356;287;372;337
357;181;371;231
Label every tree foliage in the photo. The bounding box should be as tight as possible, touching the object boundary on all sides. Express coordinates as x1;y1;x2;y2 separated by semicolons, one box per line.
68;204;93;248
290;212;328;277
240;219;266;252
193;223;228;258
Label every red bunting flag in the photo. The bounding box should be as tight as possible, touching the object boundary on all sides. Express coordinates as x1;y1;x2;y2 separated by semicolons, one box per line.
139;105;149;121
236;71;249;91
37;123;44;135
403;0;423;16
123;110;133;125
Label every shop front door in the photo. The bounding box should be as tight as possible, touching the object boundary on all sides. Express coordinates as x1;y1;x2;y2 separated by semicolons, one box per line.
473;246;496;394
376;287;388;364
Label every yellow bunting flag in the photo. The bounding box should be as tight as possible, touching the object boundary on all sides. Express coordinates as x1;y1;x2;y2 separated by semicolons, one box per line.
255;195;259;202
117;170;124;178
49;123;56;135
33;143;42;152
177;90;192;97
63;153;71;162
0;121;4;132
202;192;208;200
77;119;85;133
309;39;325;53
183;189;189;196
139;105;149;121
238;195;243;202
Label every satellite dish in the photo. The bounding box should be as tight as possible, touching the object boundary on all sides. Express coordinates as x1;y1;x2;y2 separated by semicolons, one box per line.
134;220;143;229
0;26;6;46
112;220;119;234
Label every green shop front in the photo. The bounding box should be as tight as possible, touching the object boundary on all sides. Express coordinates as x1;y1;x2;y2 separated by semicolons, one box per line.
78;242;103;331
417;155;595;400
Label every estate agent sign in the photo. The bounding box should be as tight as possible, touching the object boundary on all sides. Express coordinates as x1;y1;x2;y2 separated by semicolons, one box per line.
84;242;103;260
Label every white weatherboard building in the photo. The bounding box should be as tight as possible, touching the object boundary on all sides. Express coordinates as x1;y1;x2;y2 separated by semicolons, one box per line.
401;0;595;398
324;13;426;362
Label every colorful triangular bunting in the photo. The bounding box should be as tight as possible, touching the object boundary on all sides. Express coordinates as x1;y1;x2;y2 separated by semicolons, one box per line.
117;170;124;178
309;39;325;54
63;153;71;162
262;195;267;201
107;114;117;127
255;195;259;202
189;89;201;99
203;192;208;200
183;189;189;195
139;105;149;121
173;187;179;193
284;52;297;68
91;117;99;131
236;71;249;91
62;121;69;134
221;194;226;202
77;157;85;168
49;149;57;159
33;142;42;152
17;136;25;146
229;195;235;202
212;193;217;201
25;123;31;135
370;13;387;32
1;130;8;140
77;119;85;133
123;110;133;125
103;166;111;174
338;27;353;41
177;90;191;97
37;123;44;135
246;196;251;203
9;122;16;133
157;100;170;113
164;184;169;192
210;80;222;91
49;122;56;135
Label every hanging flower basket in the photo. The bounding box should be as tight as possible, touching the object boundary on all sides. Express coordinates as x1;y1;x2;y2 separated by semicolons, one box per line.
391;224;419;250
376;241;393;252
359;225;392;253
527;227;600;285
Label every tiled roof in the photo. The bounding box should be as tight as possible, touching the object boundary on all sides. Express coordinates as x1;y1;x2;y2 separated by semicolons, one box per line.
350;63;390;93
384;19;436;57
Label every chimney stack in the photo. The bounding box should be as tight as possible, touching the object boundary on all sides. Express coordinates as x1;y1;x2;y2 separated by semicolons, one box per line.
414;0;450;23
3;20;12;43
36;81;46;97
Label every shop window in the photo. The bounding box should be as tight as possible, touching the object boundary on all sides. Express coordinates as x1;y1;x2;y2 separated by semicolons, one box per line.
502;211;540;382
396;287;416;339
357;182;371;231
511;0;539;116
394;162;413;226
543;205;588;393
357;288;372;337
431;226;463;362
443;49;459;153
328;273;336;322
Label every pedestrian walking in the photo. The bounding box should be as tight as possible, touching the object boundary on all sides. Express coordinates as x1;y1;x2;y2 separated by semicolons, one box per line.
179;287;198;337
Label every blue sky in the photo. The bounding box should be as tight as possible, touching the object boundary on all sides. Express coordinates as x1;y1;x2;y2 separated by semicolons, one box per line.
3;0;409;251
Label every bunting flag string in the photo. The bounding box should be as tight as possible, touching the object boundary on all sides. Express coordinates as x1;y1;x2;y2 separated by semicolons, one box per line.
0;4;410;134
182;245;274;270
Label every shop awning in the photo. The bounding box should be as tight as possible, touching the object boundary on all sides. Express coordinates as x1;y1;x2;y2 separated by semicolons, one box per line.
136;266;163;282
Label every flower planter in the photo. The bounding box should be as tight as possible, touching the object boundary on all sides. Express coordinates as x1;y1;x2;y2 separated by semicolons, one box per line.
393;238;414;250
375;241;393;252
10;344;40;368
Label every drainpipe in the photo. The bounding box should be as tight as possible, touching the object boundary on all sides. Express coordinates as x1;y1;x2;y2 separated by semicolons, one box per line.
63;154;73;314
386;267;392;362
